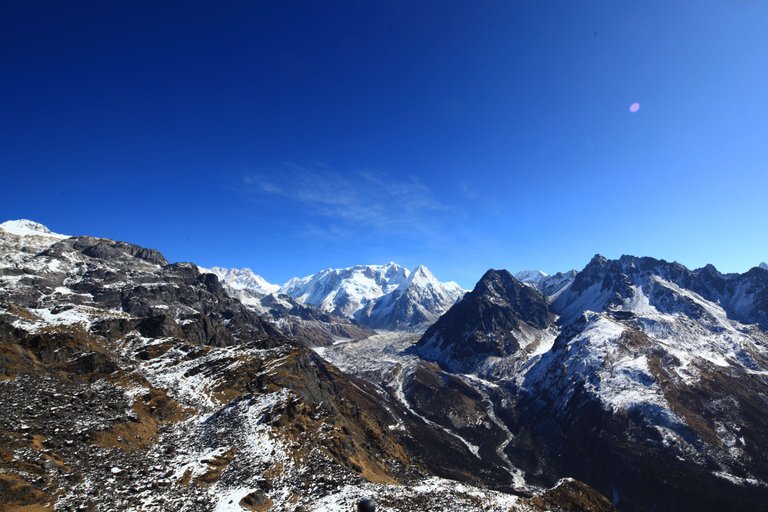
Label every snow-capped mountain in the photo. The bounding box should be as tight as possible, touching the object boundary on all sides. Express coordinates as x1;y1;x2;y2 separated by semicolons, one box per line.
7;218;767;511
0;218;68;239
280;262;465;329
414;254;768;511
198;262;465;335
281;262;409;316
198;266;280;295
515;268;577;300
0;220;610;511
196;266;376;346
760;262;768;270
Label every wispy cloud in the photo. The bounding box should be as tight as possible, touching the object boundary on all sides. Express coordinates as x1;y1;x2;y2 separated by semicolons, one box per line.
241;165;452;239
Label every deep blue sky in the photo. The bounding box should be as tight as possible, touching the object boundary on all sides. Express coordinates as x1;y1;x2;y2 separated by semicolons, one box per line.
2;1;767;287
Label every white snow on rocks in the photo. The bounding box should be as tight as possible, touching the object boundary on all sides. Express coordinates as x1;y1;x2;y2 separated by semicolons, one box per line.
311;476;520;512
0;219;68;239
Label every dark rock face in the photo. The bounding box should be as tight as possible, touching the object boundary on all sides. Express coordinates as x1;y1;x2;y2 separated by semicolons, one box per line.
69;237;169;266
414;269;550;371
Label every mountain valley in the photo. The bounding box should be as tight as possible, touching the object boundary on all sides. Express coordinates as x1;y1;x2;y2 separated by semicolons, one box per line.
1;219;767;511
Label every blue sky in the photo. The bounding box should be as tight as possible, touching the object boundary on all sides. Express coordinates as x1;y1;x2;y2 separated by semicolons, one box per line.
2;1;767;288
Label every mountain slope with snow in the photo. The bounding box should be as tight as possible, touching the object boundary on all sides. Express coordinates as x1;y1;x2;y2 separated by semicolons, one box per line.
515;268;577;300
198;266;280;295
1;221;610;511
0;219;69;239
414;254;768;511
280;262;465;329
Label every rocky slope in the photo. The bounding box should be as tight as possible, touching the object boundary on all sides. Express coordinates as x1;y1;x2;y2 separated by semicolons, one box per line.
414;255;768;511
0;220;611;511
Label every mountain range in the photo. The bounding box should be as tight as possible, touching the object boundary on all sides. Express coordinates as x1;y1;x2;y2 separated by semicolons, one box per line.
1;219;767;511
204;262;465;331
414;255;768;510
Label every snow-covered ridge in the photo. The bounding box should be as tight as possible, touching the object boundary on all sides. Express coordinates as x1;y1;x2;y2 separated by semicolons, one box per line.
515;268;577;300
514;269;548;286
0;219;68;239
280;262;410;312
278;262;465;328
760;262;768;270
198;266;279;295
197;262;465;331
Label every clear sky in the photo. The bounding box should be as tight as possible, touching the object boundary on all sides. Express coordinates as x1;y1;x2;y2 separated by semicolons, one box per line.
2;1;767;288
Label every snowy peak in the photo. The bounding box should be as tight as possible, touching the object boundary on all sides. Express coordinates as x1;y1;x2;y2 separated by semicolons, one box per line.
279;263;464;329
515;268;577;300
0;219;68;239
279;262;410;318
760;262;768;270
407;265;465;300
514;269;548;286
199;266;279;295
407;264;438;287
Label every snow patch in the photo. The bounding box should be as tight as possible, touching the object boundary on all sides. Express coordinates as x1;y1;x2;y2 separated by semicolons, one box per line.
0;219;69;238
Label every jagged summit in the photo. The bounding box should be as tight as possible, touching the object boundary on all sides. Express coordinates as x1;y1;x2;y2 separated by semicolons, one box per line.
415;268;554;373
514;269;548;286
515;268;577;300
0;219;68;238
199;266;280;295
553;253;768;328
279;262;464;329
408;264;438;285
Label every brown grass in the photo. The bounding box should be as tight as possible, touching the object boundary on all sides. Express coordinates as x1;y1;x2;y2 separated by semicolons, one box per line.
0;473;54;511
194;447;237;486
3;304;39;322
93;386;193;451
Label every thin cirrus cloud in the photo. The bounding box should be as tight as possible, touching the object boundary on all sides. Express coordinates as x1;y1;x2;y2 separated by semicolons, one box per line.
241;166;452;239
